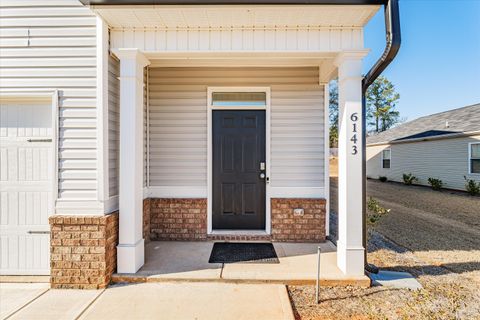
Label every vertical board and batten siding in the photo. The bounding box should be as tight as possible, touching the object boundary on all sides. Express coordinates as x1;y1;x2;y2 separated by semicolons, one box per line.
148;67;325;190
108;55;120;197
366;135;480;191
0;0;98;201
110;28;363;53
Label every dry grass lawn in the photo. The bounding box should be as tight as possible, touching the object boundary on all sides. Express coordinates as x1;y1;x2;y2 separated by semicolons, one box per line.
288;169;480;319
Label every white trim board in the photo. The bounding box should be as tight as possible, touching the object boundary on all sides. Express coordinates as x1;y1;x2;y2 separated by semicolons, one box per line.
96;16;110;205
323;82;330;237
206;86;271;235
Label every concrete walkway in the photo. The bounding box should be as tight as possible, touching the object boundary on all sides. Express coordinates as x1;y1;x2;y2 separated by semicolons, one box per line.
113;241;370;286
0;282;294;320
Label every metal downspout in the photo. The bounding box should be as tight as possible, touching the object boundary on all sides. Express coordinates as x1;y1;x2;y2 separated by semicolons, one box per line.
362;0;401;273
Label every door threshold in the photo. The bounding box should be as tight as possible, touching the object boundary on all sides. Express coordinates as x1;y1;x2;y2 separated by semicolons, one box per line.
210;230;269;236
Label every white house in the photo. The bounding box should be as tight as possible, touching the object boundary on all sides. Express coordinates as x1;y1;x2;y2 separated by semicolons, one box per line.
0;0;400;288
367;103;480;191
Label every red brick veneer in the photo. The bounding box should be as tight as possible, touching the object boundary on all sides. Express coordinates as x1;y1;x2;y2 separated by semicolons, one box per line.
271;198;326;242
146;198;325;242
143;199;151;243
150;198;207;241
49;213;118;289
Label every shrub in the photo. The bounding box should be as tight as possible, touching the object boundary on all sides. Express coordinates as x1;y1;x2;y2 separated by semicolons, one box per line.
464;176;480;196
402;173;418;185
379;176;388;182
427;178;443;191
367;197;390;224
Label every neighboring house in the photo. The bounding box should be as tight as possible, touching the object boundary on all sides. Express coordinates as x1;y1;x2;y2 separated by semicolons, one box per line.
367;103;480;191
0;0;396;288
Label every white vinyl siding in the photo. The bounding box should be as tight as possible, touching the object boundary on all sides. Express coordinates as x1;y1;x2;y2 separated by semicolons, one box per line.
0;0;98;201
108;55;120;197
366;135;480;191
148;67;324;189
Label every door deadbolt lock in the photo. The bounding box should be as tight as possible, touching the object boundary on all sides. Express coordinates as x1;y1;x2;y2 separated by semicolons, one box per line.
260;162;266;170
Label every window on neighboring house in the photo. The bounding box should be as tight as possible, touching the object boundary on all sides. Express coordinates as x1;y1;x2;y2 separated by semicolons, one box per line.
382;149;391;169
470;143;480;174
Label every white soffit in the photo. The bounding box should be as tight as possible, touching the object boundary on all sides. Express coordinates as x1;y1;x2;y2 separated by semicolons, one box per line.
92;5;380;29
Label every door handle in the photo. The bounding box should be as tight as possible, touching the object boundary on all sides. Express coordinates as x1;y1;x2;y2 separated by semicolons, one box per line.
260;173;266;179
27;139;52;142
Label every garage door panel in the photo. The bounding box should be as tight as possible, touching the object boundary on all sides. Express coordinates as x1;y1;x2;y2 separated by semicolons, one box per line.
0;101;52;275
0;104;51;138
0;233;50;275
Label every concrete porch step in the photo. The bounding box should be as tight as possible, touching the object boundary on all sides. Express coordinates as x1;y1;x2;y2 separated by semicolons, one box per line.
111;273;370;287
111;241;370;287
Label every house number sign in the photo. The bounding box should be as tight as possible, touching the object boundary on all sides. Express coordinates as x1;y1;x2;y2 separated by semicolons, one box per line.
350;112;358;155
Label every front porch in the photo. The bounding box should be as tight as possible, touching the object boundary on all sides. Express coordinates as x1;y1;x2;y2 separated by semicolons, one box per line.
43;3;380;289
112;241;370;286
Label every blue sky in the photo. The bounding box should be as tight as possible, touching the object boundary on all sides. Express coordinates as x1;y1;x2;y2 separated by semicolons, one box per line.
363;0;480;121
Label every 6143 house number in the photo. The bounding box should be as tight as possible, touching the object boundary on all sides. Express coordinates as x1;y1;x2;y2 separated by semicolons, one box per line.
350;112;358;155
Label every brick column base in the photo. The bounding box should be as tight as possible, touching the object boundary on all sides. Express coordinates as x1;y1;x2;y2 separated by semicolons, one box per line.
271;198;326;242
49;213;119;289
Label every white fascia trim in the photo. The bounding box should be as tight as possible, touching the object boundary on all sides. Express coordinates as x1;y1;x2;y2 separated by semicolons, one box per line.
269;187;325;198
146;186;207;198
96;16;110;205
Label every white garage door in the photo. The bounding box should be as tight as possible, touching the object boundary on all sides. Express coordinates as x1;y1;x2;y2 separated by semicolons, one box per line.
0;101;54;275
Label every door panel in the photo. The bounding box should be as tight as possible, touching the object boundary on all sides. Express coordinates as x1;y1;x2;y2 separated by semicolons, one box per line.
0;103;52;275
212;110;266;230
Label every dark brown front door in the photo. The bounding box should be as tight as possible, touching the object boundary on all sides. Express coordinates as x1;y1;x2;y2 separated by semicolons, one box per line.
212;110;266;230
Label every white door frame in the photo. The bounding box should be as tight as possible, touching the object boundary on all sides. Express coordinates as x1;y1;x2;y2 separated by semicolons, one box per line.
206;87;271;234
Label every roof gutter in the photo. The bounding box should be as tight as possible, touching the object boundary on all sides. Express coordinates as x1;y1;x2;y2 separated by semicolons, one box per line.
361;0;401;274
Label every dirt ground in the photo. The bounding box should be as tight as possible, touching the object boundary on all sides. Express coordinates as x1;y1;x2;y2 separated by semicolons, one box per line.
288;164;480;319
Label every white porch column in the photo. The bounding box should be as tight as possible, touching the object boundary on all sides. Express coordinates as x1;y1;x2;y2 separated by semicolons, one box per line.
114;49;150;273
334;51;368;276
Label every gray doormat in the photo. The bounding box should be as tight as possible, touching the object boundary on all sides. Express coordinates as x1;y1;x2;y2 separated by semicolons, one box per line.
208;242;279;264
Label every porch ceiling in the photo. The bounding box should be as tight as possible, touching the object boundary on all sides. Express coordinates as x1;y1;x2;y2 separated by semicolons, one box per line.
144;52;340;82
92;5;380;29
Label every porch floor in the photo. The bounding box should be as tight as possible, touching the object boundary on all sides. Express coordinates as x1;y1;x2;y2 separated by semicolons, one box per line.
112;241;370;287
